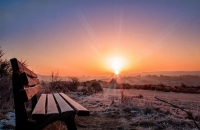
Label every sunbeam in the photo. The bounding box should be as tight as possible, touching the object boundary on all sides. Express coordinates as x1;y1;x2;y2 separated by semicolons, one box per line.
77;11;102;58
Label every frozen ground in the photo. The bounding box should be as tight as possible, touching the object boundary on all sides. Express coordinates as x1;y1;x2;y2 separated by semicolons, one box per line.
0;112;15;129
73;88;200;130
1;88;200;130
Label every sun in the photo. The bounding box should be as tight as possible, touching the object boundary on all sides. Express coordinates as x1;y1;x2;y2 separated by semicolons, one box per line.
108;56;124;75
115;70;119;75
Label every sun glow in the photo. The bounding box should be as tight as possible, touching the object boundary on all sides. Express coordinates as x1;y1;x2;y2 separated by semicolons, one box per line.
115;70;119;75
108;56;125;75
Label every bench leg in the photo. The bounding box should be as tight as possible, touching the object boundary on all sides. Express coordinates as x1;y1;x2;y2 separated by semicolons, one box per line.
64;114;77;130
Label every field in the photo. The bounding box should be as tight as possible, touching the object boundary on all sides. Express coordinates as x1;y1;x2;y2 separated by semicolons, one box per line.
1;87;200;130
71;88;200;130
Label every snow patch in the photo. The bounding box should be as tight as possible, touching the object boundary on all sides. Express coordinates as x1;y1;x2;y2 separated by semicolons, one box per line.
0;112;15;129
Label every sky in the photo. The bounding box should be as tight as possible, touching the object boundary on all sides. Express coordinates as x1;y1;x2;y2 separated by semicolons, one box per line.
1;0;200;76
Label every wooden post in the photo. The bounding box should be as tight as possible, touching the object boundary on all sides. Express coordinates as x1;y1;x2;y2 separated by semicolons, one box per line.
12;73;29;129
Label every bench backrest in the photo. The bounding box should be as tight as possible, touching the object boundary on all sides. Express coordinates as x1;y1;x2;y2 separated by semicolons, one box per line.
10;58;40;126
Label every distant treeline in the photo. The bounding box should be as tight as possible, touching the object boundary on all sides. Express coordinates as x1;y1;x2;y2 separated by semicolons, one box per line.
105;78;200;93
126;83;200;93
121;75;200;85
125;74;200;80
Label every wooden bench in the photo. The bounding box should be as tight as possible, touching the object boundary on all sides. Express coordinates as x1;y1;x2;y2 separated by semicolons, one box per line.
10;58;89;130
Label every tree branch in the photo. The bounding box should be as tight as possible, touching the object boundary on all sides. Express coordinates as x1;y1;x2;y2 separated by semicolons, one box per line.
155;96;199;130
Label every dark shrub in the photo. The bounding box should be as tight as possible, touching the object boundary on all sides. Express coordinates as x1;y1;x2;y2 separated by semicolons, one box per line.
91;81;103;93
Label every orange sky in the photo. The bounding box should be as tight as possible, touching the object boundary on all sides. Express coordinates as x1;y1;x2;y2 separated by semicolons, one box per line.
1;1;200;76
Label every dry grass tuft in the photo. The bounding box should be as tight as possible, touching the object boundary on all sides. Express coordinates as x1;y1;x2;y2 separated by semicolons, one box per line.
76;116;88;127
0;76;14;112
43;121;67;130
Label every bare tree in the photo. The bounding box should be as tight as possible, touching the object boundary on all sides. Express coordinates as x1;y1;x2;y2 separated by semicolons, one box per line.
20;59;28;67
68;77;79;91
155;97;200;130
0;46;11;76
0;47;13;110
69;76;79;86
51;71;60;82
0;46;5;60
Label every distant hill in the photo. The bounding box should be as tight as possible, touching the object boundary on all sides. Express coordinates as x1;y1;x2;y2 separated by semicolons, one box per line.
37;74;109;82
131;71;200;76
37;71;200;82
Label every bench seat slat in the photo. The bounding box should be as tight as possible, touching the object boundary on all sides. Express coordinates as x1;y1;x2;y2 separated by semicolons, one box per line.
60;93;90;116
47;94;59;114
20;72;40;86
32;94;46;120
19;85;40;102
53;93;74;113
10;58;37;78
